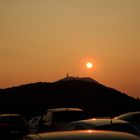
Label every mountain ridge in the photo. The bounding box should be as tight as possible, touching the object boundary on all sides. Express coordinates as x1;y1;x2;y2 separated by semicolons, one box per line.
57;76;101;84
0;76;139;119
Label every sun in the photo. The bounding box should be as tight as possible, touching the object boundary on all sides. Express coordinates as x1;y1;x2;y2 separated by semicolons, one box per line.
86;62;93;69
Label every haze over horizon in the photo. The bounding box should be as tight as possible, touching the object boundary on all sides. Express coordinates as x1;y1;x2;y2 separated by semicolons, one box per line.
0;0;140;98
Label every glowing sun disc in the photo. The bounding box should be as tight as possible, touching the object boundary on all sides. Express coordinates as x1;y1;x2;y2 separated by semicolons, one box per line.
86;62;93;69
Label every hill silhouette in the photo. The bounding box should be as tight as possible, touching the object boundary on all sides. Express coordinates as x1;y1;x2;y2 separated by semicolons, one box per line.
0;76;140;119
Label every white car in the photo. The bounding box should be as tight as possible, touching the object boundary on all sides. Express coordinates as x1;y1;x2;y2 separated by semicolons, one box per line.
23;130;140;140
63;118;140;136
37;108;89;132
114;111;140;131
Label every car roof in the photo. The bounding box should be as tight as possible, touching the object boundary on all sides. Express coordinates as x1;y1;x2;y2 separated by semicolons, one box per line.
115;111;140;118
68;118;129;127
46;108;83;112
0;114;22;117
24;130;140;140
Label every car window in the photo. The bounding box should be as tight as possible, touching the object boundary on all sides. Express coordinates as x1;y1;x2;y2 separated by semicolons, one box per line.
64;124;85;130
52;111;86;122
95;123;139;135
94;124;113;131
111;123;140;135
63;124;77;130
43;112;52;122
74;125;85;130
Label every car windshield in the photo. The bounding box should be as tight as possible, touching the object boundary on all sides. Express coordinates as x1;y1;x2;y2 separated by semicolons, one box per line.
116;113;140;122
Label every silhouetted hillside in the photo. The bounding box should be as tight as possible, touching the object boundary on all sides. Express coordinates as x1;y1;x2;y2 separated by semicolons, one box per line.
0;77;140;119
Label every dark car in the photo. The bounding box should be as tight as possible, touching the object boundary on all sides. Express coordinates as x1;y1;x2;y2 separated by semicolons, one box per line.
37;108;90;132
63;118;140;137
114;111;140;131
0;114;29;139
28;116;41;133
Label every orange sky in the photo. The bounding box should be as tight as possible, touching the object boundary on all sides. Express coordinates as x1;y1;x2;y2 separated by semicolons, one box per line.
0;0;140;98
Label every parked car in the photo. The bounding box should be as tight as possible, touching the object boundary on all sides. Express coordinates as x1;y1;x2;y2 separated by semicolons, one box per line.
114;111;140;131
23;130;140;140
28;116;41;133
37;108;90;132
62;118;140;136
0;114;29;139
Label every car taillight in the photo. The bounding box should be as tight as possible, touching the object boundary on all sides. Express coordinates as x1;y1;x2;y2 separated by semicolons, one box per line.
0;123;16;126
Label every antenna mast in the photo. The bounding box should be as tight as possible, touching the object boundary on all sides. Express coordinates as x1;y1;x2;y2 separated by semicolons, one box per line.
66;73;69;78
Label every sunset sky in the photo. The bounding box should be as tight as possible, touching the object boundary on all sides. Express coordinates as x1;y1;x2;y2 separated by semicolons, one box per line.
0;0;140;98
